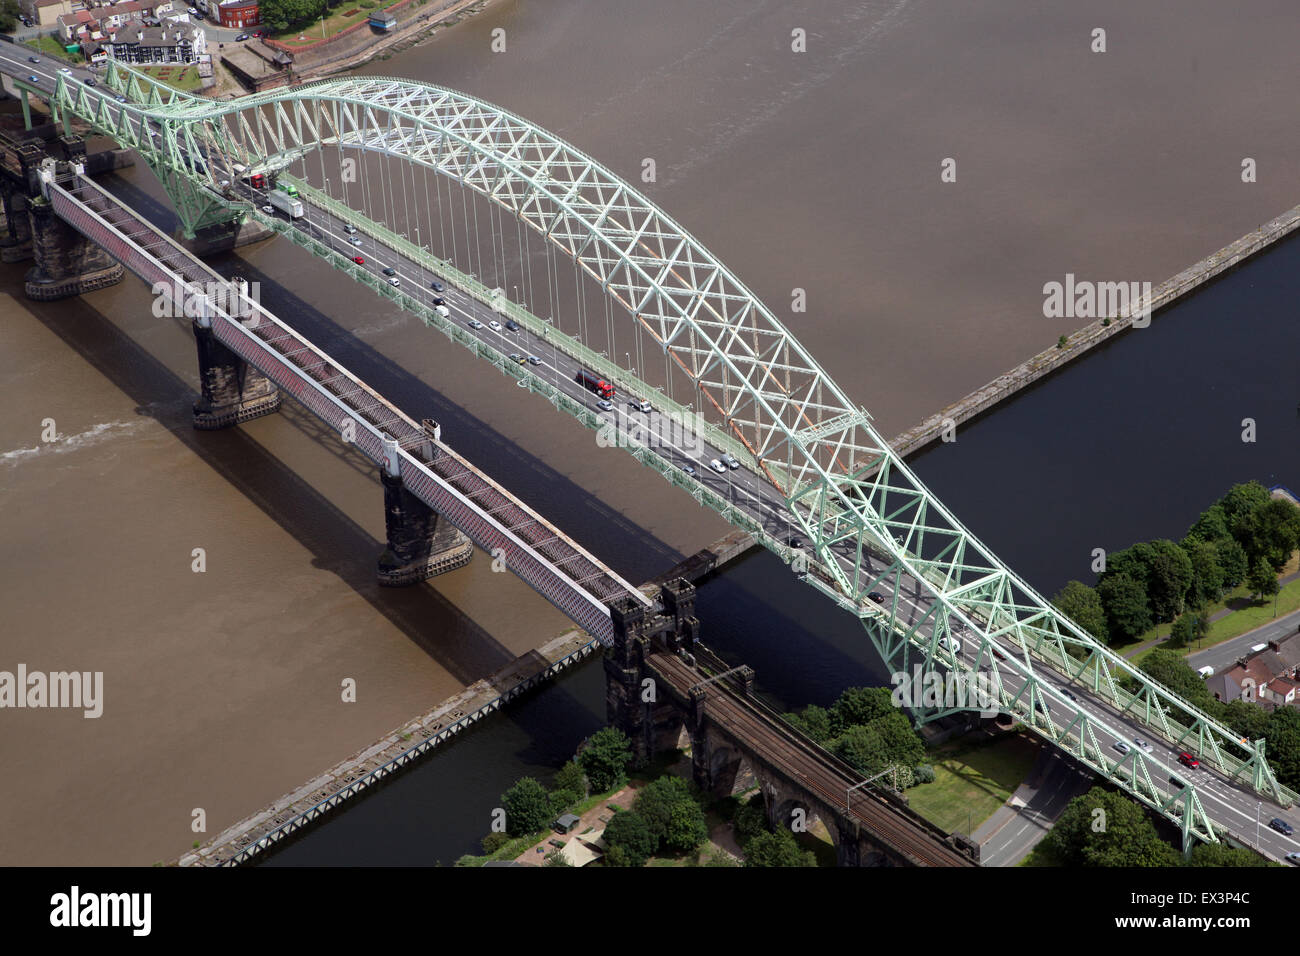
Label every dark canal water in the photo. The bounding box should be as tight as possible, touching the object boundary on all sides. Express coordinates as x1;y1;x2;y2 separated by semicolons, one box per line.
262;230;1300;866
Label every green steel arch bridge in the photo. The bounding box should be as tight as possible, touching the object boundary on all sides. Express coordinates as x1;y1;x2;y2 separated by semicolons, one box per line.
16;57;1299;853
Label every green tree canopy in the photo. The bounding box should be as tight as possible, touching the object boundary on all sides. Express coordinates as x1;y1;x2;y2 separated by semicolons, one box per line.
501;777;552;836
1051;580;1108;642
603;810;656;866
552;760;587;798
1097;572;1152;642
785;704;832;743
259;0;328;30
632;775;695;843
1138;649;1215;712
742;827;817;867
1186;502;1230;544
832;724;888;774
1216;537;1248;588
1181;536;1225;609
664;800;709;853
1047;787;1181;867
578;726;632;793
1246;556;1280;601
828;686;894;735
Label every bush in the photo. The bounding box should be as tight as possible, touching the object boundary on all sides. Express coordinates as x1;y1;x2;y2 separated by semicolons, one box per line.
732;797;768;845
480;831;512;855
913;764;936;785
743;827;816;867
578;727;633;792
603;810;656;867
552;760;587;797
549;788;580;816
501;777;551;836
664;800;709;853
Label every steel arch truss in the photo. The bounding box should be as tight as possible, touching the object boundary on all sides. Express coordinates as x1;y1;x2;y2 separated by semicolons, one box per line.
52;67;1291;841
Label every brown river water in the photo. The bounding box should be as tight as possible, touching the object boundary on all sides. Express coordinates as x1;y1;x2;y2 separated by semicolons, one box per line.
3;0;1299;863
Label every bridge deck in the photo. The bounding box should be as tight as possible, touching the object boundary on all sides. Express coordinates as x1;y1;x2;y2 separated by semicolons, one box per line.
647;651;976;867
50;172;648;641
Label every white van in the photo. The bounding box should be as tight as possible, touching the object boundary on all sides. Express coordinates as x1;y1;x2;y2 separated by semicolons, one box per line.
1197;665;1215;678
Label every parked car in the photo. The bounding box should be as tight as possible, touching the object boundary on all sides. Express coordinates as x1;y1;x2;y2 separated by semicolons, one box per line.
351;256;364;264
1270;818;1294;836
236;33;250;41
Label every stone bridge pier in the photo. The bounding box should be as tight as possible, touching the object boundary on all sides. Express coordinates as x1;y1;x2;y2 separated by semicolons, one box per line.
23;158;124;299
376;421;472;586
191;277;282;429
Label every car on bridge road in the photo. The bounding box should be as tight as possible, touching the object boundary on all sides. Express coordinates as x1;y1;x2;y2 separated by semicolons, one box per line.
352;256;364;264
723;453;739;469
430;280;444;291
387;276;400;287
85;77;96;87
27;75;38;83
505;320;519;332
509;353;526;365
1112;741;1131;756
868;591;885;604
597;399;613;411
527;355;541;365
344;223;357;234
1060;688;1078;702
58;67;71;76
435;305;450;318
682;464;696;476
708;459;726;474
1178;752;1200;769
1286;852;1300;864
349;236;362;247
1132;737;1153;754
467;318;483;329
1270;818;1294;836
382;266;397;277
788;536;803;549
28;56;39;64
261;204;274;214
488;320;502;331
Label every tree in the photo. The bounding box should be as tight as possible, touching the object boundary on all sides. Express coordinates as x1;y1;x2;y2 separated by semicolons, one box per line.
1263;707;1300;791
1246;556;1279;602
1168;610;1207;649
501;777;551;836
0;0;17;32
259;0;328;30
1220;481;1270;532
603;810;656;866
732;797;768;845
552;760;587;798
1242;497;1300;572
664;800;709;853
1216;537;1248;588
832;724;888;774
743;827;817;867
1186;503;1230;544
578;727;632;793
1051;580;1108;642
480;831;512;855
1144;539;1194;622
632;776;695;843
869;709;926;768
1181;536;1225;609
785;704;832;742
1047;787;1181;867
1186;843;1271;867
549;788;580;816
1139;649;1216;712
1097;572;1152;642
828;686;894;735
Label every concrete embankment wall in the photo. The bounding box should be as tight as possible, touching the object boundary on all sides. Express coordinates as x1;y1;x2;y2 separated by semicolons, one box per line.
888;201;1300;459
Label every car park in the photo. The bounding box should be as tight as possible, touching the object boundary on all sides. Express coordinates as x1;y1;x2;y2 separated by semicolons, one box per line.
1270;818;1294;836
1112;741;1131;756
467;318;483;329
352;256;364;264
1178;752;1200;769
708;459;727;474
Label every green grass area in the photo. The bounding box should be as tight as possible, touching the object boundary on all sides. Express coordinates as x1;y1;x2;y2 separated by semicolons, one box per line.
131;64;204;94
270;0;408;46
906;734;1041;835
25;35;82;62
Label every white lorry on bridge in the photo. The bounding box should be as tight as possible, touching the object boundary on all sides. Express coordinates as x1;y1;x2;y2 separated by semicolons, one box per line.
268;188;303;219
